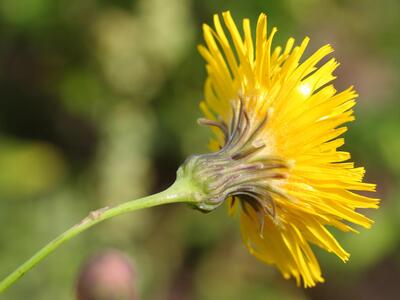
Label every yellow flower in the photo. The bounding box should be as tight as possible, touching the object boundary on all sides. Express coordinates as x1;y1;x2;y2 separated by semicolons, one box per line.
197;11;379;287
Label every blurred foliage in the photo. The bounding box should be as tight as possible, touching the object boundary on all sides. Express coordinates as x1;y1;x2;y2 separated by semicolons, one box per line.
0;0;399;299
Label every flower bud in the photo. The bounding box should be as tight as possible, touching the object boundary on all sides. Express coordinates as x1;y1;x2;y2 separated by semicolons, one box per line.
76;250;138;300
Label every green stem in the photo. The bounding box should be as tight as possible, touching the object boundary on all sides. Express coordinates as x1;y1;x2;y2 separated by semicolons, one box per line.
0;176;197;294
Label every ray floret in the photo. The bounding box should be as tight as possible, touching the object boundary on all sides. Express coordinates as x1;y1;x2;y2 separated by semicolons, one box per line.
185;11;380;287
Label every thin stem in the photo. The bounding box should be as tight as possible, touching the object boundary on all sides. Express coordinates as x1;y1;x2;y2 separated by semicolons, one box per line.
0;176;197;294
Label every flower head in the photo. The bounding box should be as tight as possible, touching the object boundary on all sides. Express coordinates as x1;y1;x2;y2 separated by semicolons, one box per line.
187;11;379;287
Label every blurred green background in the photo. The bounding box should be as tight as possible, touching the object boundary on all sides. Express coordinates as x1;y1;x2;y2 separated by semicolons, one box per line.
0;0;399;299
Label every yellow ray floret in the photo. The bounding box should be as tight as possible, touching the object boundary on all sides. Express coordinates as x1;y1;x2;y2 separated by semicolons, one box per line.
198;11;379;287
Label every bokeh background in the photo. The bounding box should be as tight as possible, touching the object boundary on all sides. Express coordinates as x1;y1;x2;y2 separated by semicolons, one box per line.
0;0;399;299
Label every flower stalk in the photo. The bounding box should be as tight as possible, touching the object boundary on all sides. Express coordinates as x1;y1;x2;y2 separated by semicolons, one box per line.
0;174;199;293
